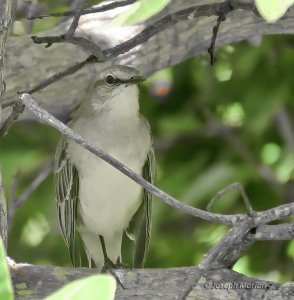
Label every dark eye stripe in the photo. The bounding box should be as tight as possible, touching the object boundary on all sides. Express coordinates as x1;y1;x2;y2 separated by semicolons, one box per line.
114;78;121;85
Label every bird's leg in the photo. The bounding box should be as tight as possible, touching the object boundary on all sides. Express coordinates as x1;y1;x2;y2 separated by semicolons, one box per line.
99;235;115;271
99;235;125;289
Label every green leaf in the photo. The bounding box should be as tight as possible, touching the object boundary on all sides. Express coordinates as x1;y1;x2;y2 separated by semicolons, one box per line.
255;0;294;23
113;0;171;25
45;274;116;300
0;238;14;300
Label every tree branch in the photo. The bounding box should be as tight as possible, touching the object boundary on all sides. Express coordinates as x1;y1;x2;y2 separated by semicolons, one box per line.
28;1;256;91
0;0;13;250
66;0;85;37
3;1;294;121
0;101;24;137
2;93;291;231
31;35;106;60
31;0;106;59
254;224;294;241
18;93;242;225
10;263;292;300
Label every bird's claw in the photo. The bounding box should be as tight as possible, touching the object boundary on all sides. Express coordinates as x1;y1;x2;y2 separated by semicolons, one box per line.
102;258;125;290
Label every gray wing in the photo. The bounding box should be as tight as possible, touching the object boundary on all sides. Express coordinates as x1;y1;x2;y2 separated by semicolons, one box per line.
54;138;80;266
126;148;155;268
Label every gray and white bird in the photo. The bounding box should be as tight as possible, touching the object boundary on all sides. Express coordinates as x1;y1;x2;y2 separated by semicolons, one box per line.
54;65;155;270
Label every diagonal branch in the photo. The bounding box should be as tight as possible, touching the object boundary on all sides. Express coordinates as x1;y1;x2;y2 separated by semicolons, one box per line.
18;93;243;225
31;35;106;61
28;1;257;93
24;55;98;95
0;101;25;136
31;0;105;59
2;93;294;231
66;0;85;37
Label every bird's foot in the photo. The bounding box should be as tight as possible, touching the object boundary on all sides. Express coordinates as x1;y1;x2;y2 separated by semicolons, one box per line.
102;258;125;290
101;257;115;273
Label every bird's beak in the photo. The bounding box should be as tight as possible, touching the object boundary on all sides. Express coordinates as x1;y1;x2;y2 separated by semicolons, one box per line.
124;75;146;86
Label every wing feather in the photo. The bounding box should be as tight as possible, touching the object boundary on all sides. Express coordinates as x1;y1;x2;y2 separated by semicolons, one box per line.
127;148;155;268
54;138;80;266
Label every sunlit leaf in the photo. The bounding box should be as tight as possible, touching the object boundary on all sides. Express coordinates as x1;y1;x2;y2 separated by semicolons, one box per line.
0;238;14;300
113;0;171;25
45;274;116;300
255;0;294;23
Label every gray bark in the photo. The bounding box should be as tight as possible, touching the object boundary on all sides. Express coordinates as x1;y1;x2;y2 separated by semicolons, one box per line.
10;263;294;300
0;0;13;249
2;0;294;121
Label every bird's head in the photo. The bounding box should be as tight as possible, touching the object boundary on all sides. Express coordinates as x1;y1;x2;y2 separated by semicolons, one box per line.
86;65;145;114
94;65;145;99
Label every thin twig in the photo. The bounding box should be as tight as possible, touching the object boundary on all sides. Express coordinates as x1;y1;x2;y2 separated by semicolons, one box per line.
28;0;136;20
7;162;53;231
207;14;225;65
19;93;242;225
206;182;254;215
16;93;294;227
31;35;106;60
66;0;85;37
23;55;97;95
207;0;232;65
0;101;25;137
31;0;106;59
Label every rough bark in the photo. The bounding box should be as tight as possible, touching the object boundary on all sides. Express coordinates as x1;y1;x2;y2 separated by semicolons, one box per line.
2;0;294;121
0;0;13;249
10;263;294;300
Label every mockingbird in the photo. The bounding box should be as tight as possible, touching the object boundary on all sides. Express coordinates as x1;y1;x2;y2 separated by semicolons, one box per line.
54;65;155;271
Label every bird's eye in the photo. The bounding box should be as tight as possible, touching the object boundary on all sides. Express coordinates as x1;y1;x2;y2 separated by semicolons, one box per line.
105;74;115;85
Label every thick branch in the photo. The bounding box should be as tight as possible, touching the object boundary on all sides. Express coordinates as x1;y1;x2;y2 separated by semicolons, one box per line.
10;263;293;300
0;0;13;249
254;224;294;240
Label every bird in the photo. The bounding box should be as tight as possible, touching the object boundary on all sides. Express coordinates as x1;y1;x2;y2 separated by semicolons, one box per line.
54;65;155;271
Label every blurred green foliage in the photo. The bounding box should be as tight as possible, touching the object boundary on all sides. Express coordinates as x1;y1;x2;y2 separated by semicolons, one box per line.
2;0;294;286
46;275;116;300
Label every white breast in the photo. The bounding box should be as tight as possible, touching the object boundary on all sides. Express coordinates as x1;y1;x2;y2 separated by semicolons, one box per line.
67;101;151;238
